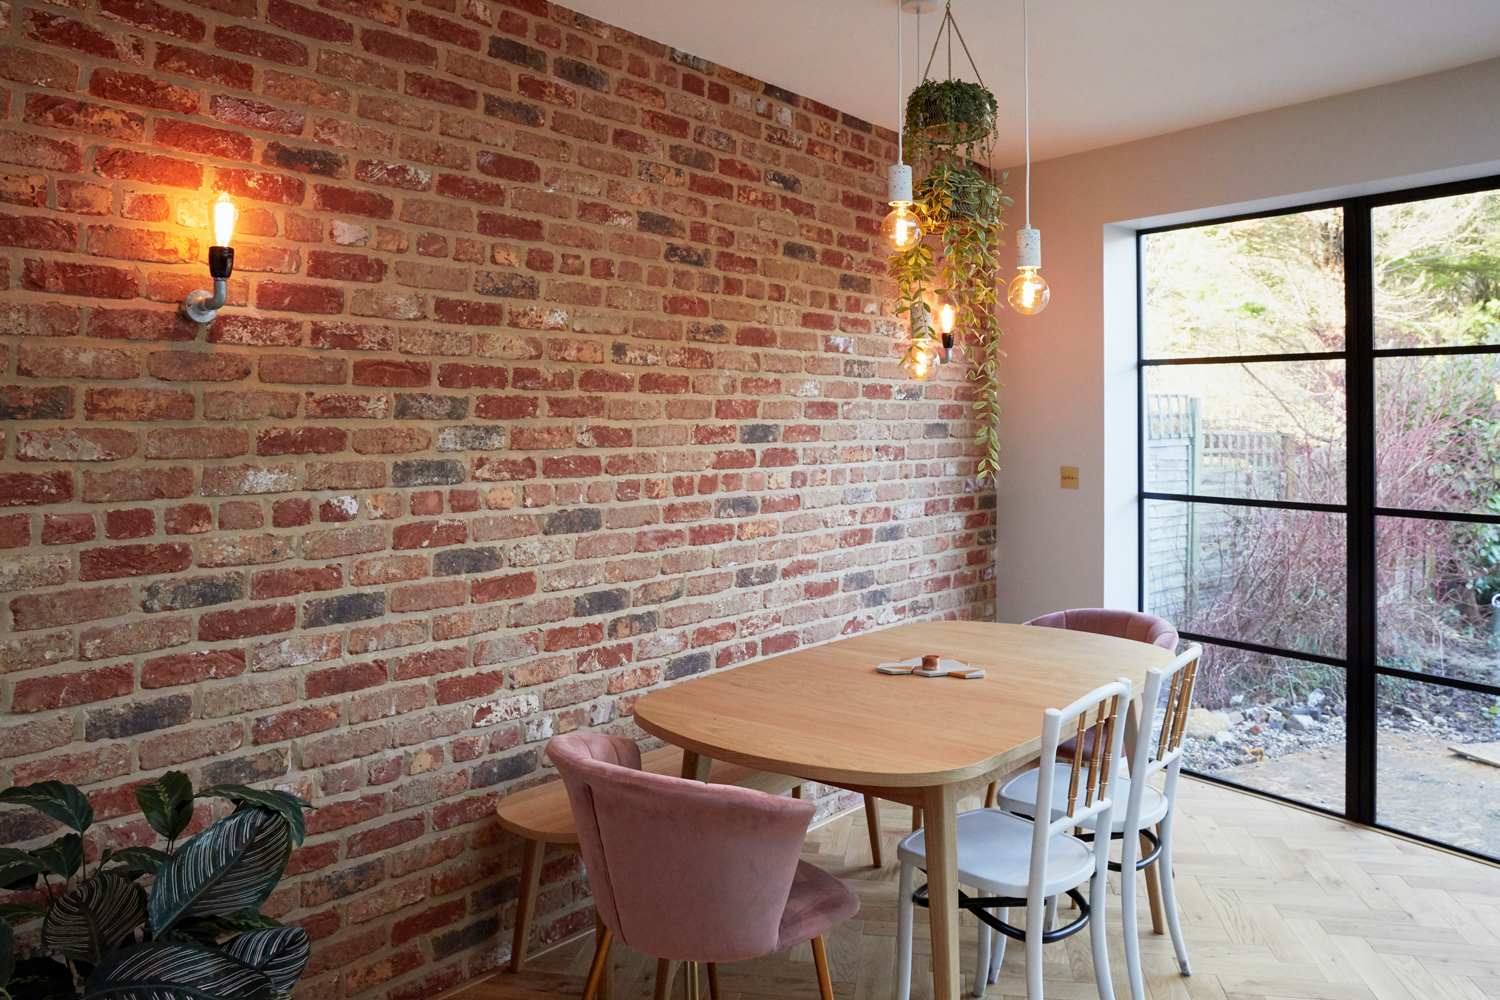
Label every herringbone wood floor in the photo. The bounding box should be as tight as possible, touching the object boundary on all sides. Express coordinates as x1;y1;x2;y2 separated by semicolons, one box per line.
467;778;1500;1000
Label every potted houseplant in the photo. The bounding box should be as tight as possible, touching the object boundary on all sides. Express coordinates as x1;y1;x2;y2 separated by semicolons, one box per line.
0;775;312;1000
905;79;998;160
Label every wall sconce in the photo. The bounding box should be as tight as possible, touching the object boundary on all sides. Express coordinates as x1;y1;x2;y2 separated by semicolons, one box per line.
182;194;236;323
938;303;955;362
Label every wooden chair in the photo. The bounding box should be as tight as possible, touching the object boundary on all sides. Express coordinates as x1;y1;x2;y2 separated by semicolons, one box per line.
998;645;1202;999
895;678;1133;1000
497;744;885;974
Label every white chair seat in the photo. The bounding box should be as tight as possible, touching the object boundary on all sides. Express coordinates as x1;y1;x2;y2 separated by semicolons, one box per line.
999;765;1169;833
896;808;1096;899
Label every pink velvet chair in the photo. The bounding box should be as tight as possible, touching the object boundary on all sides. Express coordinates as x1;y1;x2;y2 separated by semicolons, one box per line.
548;732;859;1000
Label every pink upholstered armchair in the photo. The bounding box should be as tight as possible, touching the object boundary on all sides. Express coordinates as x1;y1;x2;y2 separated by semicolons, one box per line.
548;731;859;1000
1025;607;1178;652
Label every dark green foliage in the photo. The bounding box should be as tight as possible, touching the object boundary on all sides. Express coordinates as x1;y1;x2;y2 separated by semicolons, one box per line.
148;808;290;936
6;958;75;1000
33;835;83;882
0;849;48;892
134;773;194;845
904;78;997;161
82;941;278;1000
0;784;94;834
195;787;311;847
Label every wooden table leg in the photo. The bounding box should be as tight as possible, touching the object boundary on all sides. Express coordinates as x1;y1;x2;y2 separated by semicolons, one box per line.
510;837;545;973
679;749;711;782
922;784;961;1000
862;794;883;867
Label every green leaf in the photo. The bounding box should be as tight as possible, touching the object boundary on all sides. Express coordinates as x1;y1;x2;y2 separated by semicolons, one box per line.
6;957;75;1000
0;782;93;833
0;902;45;924
42;873;147;965
147;808;290;936
32;833;83;881
103;847;170;880
0;917;15;989
0;849;47;892
135;772;195;844
83;940;276;1000
195;787;310;847
221;926;309;993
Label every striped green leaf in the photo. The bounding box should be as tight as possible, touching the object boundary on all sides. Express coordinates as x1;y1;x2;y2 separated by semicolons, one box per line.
221;927;310;993
0;781;93;833
147;808;290;936
32;833;83;881
42;873;147;965
196;787;310;847
83;940;276;1000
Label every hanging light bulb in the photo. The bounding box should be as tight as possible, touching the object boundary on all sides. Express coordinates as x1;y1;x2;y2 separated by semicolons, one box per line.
902;338;942;381
881;164;924;252
938;302;955;361
1007;0;1051;316
212;193;237;248
1007;227;1049;314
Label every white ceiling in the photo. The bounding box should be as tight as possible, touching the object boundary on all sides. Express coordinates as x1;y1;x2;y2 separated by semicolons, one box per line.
561;0;1500;166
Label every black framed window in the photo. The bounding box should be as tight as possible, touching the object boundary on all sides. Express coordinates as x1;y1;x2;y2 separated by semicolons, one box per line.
1139;178;1500;862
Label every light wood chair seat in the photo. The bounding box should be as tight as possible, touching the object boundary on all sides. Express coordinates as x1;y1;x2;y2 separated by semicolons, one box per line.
498;744;883;978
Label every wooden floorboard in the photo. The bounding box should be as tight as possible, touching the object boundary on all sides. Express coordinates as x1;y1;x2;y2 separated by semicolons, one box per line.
461;778;1500;1000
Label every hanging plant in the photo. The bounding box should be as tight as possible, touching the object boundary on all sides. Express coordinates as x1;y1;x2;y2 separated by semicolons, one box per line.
904;79;997;165
887;2;1009;481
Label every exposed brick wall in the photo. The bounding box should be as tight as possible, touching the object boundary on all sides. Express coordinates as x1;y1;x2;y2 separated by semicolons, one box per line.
0;0;996;994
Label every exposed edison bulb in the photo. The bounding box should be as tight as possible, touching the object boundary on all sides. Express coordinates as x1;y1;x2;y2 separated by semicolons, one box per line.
880;202;924;252
1007;267;1050;315
902;339;941;381
939;304;955;334
212;194;237;248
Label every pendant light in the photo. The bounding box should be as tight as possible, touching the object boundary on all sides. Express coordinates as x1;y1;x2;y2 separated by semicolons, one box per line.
880;2;932;253
1006;0;1050;315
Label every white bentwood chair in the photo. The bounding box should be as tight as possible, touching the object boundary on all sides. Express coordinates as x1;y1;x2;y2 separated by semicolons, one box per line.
998;644;1202;1000
894;678;1133;1000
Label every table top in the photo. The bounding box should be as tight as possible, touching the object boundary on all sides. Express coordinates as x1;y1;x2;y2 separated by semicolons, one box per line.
633;620;1174;788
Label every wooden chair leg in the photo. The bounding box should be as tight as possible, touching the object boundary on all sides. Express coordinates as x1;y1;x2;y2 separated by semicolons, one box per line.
581;924;613;1000
862;794;883;867
1142;829;1166;934
811;935;834;1000
706;963;720;1000
792;783;804;799
911;806;923;832
983;781;997;809
653;958;675;1000
686;962;699;1000
509;837;545;973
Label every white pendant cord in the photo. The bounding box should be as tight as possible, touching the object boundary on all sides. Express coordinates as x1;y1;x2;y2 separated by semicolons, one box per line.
1023;0;1031;230
897;0;903;163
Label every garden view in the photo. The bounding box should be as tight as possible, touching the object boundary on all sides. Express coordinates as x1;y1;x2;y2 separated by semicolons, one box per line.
1142;190;1500;858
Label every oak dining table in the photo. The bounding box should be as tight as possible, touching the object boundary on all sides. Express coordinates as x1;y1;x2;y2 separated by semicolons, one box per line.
632;618;1175;1000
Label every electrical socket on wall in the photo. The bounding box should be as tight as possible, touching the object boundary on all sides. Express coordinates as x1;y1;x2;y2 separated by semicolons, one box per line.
1060;466;1079;489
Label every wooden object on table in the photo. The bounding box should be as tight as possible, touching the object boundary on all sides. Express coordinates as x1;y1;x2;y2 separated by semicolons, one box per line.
633;620;1173;1000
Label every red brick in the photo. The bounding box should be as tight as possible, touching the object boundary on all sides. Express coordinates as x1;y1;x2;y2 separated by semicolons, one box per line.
361;29;436;67
145;427;248;459
258;426;346;455
164;504;213;534
256;281;345;315
22;259;137;298
0;213;77;252
405;74;477;110
79;542;190;581
104;508;154;539
0;45;80;90
89;70;198;114
87;224;196;263
155;119;253;159
312;184;392;219
12;665;134;713
43;512;95;545
392;520;466;550
214;24;308;66
0;515;30;549
100;0;206;42
85;387;193;421
213;167;306;205
200;603;296;641
352;359;429;387
268;0;353;42
148;350;251;382
142;648;245;688
307;251;386;283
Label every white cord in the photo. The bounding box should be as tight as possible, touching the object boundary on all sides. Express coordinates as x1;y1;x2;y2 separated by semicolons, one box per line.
1023;0;1030;229
898;0;903;161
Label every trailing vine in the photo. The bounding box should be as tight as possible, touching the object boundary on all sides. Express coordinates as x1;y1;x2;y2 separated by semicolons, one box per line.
890;155;1011;481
